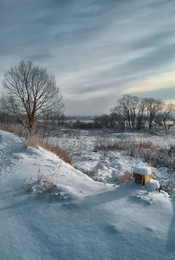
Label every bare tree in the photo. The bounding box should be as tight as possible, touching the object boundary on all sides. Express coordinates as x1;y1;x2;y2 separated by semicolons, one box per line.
155;103;175;133
117;95;140;130
110;105;126;131
136;98;147;130
110;95;173;132
1;61;64;132
144;97;164;130
94;114;111;129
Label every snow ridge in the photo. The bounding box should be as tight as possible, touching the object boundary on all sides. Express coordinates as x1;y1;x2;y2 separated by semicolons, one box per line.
0;130;175;260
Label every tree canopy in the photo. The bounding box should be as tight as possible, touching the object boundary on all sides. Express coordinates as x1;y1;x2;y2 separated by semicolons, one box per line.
1;60;64;132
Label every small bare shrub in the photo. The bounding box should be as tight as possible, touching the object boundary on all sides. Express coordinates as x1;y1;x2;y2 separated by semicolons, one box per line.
122;171;133;182
114;171;133;185
135;139;158;149
94;137;133;151
41;176;57;193
27;173;63;200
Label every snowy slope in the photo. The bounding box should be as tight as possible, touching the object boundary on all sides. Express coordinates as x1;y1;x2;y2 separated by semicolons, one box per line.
0;130;175;260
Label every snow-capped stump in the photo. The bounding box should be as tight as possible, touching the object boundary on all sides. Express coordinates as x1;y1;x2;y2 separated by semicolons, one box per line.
133;166;160;192
133;166;152;186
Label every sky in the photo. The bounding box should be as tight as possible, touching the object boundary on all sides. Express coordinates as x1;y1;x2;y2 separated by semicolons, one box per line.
0;0;175;116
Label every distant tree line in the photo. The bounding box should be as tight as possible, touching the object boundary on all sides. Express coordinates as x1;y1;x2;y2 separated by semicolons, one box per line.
95;95;175;133
67;94;175;133
0;60;174;134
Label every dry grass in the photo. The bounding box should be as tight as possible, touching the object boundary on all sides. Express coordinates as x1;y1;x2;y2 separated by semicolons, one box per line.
39;176;57;193
135;139;158;149
27;135;73;165
94;138;131;151
114;171;133;184
122;171;133;182
0;124;73;166
27;172;63;200
95;137;158;152
0;125;27;137
94;137;175;172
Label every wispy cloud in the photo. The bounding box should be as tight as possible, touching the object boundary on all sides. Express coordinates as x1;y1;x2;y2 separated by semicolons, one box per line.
1;0;175;115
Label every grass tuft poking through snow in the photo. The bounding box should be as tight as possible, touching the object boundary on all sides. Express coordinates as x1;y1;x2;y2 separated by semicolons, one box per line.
27;172;64;200
114;171;134;185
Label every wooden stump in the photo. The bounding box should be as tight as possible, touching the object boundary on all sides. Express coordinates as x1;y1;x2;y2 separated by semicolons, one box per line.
134;173;145;185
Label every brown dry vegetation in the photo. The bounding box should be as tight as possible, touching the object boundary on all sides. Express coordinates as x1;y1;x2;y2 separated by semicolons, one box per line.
135;139;158;149
26;172;63;200
27;135;73;165
0;125;27;137
114;171;133;184
94;138;131;151
94;137;175;172
0;124;73;166
95;138;158;152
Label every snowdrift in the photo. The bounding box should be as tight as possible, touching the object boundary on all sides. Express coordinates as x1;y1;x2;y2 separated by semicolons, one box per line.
0;130;175;260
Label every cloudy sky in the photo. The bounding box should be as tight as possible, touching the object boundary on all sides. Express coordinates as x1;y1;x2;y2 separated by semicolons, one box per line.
1;0;175;115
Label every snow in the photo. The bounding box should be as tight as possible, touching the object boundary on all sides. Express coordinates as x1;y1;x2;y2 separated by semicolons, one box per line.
0;130;175;260
133;166;152;175
146;179;160;192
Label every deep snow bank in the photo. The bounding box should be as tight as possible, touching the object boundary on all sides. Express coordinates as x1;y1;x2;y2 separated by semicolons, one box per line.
0;130;174;260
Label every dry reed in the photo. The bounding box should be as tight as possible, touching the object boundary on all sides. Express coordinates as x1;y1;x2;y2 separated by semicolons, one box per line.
27;135;73;165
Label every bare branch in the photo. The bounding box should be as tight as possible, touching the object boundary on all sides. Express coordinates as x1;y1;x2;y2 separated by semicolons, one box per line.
2;60;64;132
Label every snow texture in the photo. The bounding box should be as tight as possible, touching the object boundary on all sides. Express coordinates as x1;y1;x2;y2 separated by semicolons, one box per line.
133;166;152;176
146;179;160;191
0;130;175;260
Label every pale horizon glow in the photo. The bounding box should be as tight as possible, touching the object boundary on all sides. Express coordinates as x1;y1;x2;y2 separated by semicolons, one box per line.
122;72;175;95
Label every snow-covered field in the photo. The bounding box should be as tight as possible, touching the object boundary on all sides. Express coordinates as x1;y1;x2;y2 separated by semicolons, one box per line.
51;129;175;192
0;129;175;260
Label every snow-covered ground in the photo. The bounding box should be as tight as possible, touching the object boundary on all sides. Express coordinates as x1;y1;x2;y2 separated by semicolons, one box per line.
51;129;175;191
0;129;175;260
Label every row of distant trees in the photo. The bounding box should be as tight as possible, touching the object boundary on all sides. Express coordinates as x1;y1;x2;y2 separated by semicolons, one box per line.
0;60;174;133
65;95;175;133
94;95;175;133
